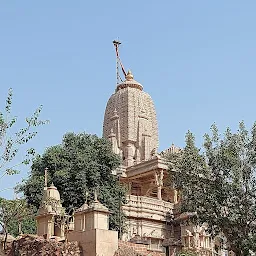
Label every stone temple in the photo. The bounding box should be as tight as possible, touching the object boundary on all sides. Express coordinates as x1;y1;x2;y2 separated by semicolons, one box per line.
103;70;219;254
36;55;228;256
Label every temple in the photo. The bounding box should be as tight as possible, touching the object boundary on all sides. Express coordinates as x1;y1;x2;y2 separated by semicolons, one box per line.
103;70;224;255
35;44;229;256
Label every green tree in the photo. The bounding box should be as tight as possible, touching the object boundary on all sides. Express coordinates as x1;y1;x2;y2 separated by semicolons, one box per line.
5;208;36;237
19;132;126;232
0;88;48;190
168;122;256;255
0;198;35;249
0;88;46;251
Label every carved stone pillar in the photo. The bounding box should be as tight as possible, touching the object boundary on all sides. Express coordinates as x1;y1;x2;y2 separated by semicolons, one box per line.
124;142;135;167
155;170;164;200
128;182;132;195
108;129;119;155
142;130;151;161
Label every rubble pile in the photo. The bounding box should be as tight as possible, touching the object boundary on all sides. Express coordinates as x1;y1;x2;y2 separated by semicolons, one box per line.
0;247;5;256
114;246;143;256
6;235;82;256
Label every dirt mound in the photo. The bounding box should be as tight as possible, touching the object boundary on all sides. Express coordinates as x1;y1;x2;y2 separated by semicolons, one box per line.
6;235;82;256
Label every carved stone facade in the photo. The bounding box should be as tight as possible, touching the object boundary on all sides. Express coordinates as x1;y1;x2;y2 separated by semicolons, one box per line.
103;71;158;167
103;72;226;255
103;72;177;253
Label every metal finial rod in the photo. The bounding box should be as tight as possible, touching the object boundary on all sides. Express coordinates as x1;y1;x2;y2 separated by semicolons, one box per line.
113;39;126;85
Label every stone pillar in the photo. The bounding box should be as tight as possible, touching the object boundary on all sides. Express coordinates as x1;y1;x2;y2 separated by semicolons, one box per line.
108;129;119;155
155;170;163;200
128;182;132;195
125;142;135;167
173;190;178;203
60;219;65;238
142;131;151;161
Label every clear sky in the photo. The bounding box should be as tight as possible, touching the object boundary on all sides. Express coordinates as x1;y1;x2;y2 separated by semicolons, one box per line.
1;1;256;198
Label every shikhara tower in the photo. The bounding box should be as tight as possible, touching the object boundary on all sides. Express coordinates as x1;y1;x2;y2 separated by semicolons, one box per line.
102;42;223;255
103;70;158;167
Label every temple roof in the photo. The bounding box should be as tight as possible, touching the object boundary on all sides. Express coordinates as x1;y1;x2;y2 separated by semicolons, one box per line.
116;70;143;92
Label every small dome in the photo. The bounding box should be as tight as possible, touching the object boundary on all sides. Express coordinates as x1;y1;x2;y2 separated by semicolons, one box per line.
46;183;61;201
116;70;143;92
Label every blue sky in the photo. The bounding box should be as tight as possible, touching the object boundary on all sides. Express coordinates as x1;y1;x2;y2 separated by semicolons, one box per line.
1;1;256;198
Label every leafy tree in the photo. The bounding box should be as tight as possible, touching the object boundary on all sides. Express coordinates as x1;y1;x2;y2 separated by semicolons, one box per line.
168;122;256;255
0;198;35;249
0;88;48;190
5;208;36;237
0;88;46;251
18;132;126;232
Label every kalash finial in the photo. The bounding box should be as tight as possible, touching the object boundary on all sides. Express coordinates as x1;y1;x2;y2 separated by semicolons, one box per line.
125;70;134;81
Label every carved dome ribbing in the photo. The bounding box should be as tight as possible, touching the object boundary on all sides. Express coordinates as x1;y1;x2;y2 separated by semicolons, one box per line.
103;71;159;167
116;70;143;92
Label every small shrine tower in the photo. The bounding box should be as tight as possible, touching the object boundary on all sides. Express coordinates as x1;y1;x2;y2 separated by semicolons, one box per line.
36;169;66;239
68;194;118;256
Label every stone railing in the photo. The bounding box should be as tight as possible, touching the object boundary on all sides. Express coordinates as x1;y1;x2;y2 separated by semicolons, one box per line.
123;195;174;221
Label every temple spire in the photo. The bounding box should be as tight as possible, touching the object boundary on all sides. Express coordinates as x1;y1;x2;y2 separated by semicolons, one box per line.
125;70;134;80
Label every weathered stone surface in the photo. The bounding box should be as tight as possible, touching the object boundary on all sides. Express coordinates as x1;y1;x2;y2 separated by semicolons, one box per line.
115;241;165;256
103;71;159;167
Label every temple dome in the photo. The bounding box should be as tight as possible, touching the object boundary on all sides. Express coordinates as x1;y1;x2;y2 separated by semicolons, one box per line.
103;71;159;167
46;183;61;201
116;70;143;92
38;183;64;215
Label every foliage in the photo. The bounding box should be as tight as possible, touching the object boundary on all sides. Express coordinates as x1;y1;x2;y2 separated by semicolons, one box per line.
0;198;35;248
0;88;48;189
18;132;126;232
6;212;36;237
168;122;256;255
